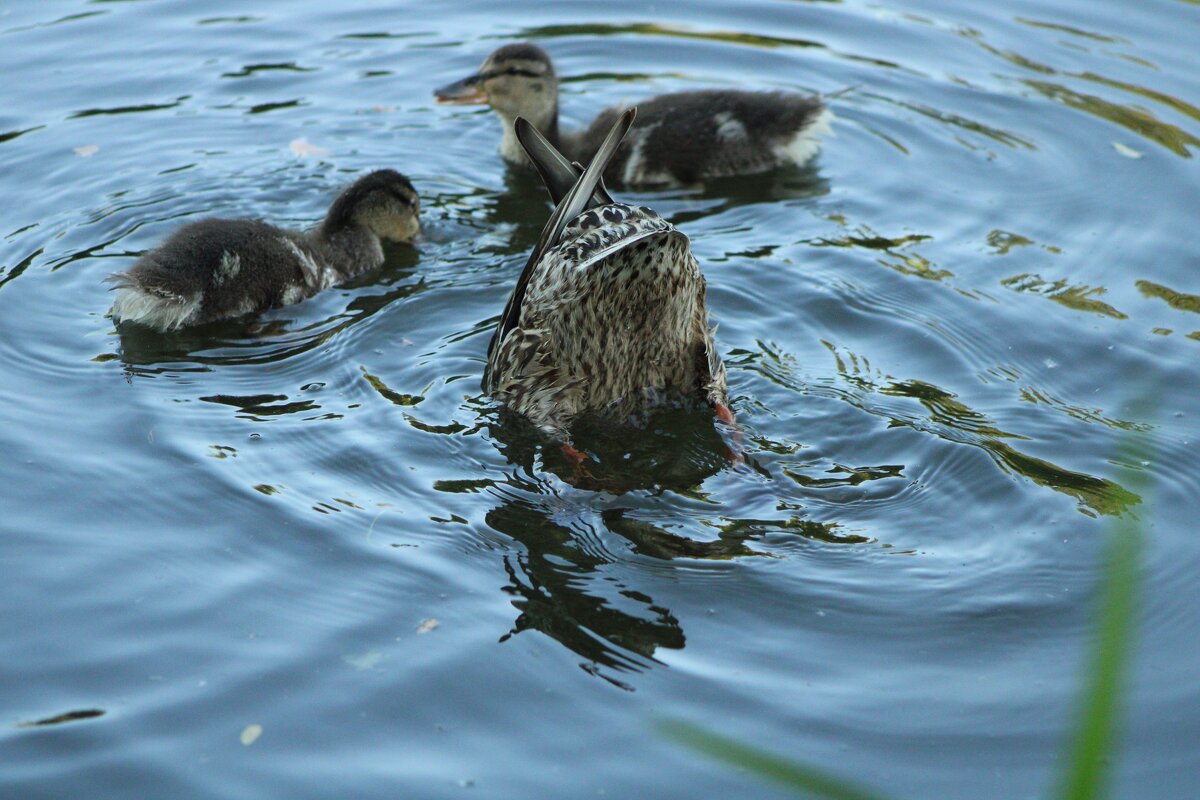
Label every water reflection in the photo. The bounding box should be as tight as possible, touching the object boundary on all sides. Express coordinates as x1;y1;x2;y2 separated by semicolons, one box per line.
820;342;1140;516
69;97;190;118
487;495;686;691
960;26;1200;157
518;22;824;52
869;93;1036;151
811;221;950;282
1025;80;1200;157
1001;273;1127;319
1137;280;1200;314
463;397;869;685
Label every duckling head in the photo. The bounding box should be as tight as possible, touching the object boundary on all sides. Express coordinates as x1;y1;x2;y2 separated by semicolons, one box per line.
435;43;559;158
322;169;420;243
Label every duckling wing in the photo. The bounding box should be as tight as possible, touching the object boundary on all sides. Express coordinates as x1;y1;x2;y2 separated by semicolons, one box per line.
584;90;829;186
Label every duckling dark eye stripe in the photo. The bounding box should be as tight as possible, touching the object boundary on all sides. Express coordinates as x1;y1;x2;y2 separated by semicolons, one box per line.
479;67;544;80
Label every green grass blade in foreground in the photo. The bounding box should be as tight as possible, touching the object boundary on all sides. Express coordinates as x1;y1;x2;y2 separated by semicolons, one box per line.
1055;433;1149;800
657;720;895;800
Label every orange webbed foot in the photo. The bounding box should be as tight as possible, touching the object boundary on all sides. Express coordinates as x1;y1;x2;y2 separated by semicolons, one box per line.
562;443;588;466
713;403;745;466
714;403;735;425
560;442;596;481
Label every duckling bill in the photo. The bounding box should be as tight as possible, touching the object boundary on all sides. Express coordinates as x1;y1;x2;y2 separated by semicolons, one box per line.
108;169;419;331
484;107;733;459
435;42;832;187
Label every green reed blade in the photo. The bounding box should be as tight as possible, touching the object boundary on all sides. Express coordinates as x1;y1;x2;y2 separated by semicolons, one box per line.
1056;435;1148;800
657;720;895;800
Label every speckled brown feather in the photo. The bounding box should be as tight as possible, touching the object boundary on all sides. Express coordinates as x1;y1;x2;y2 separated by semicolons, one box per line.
484;111;729;439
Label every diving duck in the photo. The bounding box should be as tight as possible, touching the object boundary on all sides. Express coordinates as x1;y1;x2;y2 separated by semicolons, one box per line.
483;107;733;461
435;42;832;187
108;169;419;331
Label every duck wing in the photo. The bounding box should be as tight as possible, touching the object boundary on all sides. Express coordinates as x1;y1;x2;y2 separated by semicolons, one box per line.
486;107;636;364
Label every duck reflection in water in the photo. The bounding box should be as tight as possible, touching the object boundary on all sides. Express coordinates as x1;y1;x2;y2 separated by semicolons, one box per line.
481;465;767;689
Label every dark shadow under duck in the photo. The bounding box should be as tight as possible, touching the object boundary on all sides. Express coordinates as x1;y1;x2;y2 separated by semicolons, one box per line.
108;169;419;331
435;42;832;188
483;107;733;462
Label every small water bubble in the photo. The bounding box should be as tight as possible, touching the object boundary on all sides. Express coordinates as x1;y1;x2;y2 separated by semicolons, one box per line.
249;433;261;441
1043;358;1058;369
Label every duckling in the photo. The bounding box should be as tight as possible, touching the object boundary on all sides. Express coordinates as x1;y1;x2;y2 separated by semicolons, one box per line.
108;169;419;331
484;107;733;462
435;42;832;187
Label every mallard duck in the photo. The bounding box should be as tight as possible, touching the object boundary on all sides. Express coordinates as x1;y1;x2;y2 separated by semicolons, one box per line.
483;107;733;462
435;42;832;187
108;169;419;331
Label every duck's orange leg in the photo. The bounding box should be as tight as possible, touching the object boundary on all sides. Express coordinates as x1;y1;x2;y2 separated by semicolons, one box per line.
562;443;588;466
713;403;744;466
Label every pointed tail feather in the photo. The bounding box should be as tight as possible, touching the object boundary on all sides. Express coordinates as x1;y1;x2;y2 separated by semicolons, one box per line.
514;119;614;207
486;108;637;372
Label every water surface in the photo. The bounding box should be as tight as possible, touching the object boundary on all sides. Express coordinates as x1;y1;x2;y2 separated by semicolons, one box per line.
2;0;1198;797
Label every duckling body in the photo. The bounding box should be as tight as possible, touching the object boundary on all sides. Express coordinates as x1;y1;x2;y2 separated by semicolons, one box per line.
109;169;419;331
484;109;729;443
435;42;831;187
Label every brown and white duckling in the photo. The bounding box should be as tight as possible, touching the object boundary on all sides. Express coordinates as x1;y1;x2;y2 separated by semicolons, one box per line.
108;169;419;331
435;42;832;187
483;108;733;463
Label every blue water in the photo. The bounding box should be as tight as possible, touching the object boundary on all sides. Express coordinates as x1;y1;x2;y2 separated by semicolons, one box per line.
2;1;1198;798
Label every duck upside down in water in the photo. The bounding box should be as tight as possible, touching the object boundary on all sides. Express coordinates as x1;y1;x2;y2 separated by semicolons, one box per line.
435;42;832;188
483;107;733;462
108;169;419;331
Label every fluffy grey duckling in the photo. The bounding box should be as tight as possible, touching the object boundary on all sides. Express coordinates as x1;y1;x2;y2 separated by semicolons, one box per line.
435;42;832;187
108;169;419;331
483;107;733;463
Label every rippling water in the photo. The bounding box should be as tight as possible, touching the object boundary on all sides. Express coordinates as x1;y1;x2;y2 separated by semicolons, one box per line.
2;1;1198;797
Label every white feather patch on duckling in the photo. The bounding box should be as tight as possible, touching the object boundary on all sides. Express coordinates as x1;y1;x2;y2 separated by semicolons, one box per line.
281;238;321;287
111;285;202;331
280;284;308;306
773;107;834;167
620;123;672;187
713;111;748;142
212;251;241;286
